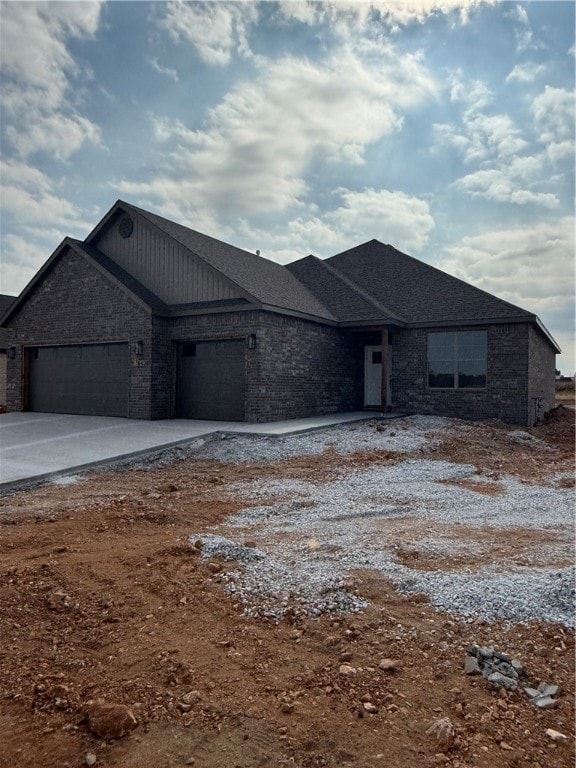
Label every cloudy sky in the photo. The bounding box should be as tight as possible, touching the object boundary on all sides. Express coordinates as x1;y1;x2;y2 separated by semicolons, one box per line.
1;0;574;371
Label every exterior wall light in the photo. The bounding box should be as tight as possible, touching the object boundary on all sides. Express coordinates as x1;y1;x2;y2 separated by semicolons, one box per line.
134;340;144;356
7;346;16;360
247;334;257;350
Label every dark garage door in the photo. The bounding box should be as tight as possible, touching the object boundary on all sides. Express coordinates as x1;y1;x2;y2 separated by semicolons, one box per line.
176;340;245;420
29;343;129;417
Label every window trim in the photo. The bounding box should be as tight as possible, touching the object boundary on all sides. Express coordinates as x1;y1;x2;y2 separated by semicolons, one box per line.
427;330;487;391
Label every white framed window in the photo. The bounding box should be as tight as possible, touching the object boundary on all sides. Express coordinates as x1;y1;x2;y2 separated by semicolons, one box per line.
428;331;487;389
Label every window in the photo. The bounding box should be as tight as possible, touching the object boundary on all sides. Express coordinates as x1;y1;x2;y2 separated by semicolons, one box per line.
428;331;487;389
371;351;382;364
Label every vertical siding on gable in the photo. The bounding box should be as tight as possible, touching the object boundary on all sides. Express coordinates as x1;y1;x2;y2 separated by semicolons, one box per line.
95;214;243;305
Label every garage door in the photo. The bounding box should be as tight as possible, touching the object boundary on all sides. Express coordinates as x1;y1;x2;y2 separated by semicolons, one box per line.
29;343;129;417
176;340;245;420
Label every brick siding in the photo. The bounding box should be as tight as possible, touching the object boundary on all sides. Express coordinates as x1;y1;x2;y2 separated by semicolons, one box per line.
5;247;154;419
390;323;554;425
527;325;556;425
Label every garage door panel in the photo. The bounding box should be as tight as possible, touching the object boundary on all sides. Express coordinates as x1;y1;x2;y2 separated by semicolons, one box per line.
177;340;245;420
29;343;129;417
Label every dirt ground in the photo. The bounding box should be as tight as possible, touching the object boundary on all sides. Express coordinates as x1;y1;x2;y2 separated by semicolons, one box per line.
0;407;574;768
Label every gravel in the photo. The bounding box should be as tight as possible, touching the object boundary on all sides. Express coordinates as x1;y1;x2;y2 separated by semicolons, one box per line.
187;417;575;627
186;415;449;464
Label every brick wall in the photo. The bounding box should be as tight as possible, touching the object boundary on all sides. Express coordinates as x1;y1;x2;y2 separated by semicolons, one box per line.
249;312;362;422
164;310;362;422
391;323;537;425
5;247;154;418
527;326;556;425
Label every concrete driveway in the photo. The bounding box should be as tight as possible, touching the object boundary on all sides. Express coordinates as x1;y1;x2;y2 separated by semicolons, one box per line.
0;411;376;490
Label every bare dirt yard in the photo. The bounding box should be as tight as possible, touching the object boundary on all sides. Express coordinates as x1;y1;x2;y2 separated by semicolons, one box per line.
0;407;574;768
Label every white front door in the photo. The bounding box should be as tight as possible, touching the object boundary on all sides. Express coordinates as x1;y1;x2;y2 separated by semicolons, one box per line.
364;345;392;408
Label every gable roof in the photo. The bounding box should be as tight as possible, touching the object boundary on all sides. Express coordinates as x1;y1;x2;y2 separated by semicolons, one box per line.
0;294;16;349
323;240;536;325
286;255;401;323
2;201;560;354
88;201;335;322
1;239;169;326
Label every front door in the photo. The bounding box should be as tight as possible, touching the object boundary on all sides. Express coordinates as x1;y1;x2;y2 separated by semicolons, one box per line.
364;345;392;408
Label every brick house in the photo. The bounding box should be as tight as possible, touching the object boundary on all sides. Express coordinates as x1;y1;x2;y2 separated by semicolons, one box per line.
1;200;559;426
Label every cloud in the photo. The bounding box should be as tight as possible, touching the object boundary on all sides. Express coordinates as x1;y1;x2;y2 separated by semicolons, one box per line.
453;167;558;208
158;1;259;66
150;57;179;82
532;86;574;145
116;47;436;223
506;62;547;83
0;1;103;159
439;216;574;324
0;160;91;228
279;1;495;32
229;187;435;267
0;160;94;293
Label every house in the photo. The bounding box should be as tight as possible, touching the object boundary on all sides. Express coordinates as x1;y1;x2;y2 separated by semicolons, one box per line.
0;294;16;408
1;200;559;426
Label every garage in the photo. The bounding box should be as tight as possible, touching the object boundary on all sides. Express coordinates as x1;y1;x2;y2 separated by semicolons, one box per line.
176;339;245;420
29;343;129;417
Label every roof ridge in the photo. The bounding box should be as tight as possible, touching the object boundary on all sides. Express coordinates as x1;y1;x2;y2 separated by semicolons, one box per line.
315;254;405;323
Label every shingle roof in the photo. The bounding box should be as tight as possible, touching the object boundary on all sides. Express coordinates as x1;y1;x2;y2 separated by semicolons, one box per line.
0;294;16;348
324;240;535;325
120;202;335;321
286;255;399;323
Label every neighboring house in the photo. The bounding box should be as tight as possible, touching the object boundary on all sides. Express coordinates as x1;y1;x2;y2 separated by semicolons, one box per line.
0;294;16;407
0;200;559;426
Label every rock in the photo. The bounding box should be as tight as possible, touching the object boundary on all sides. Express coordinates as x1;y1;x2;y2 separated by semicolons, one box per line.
524;687;541;699
85;754;97;767
546;729;568;742
486;672;517;690
499;741;514;750
181;690;201;705
537;683;560;697
340;651;353;662
177;702;193;713
378;659;399;672
339;663;357;676
511;659;523;675
363;702;378;714
478;646;494;659
280;702;294;714
464;656;481;675
207;562;222;574
86;701;137;740
533;696;556;709
425;717;455;751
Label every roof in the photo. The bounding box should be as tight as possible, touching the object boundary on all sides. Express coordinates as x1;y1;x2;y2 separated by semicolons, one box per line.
93;201;335;322
286;255;400;323
323;240;536;325
0;294;16;349
2;202;560;354
1;240;169;326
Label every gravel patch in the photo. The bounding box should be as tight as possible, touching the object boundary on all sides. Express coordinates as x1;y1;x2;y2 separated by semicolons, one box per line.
188;421;574;627
186;415;450;464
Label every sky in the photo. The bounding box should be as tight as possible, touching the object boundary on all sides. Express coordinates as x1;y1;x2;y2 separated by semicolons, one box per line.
1;1;574;372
